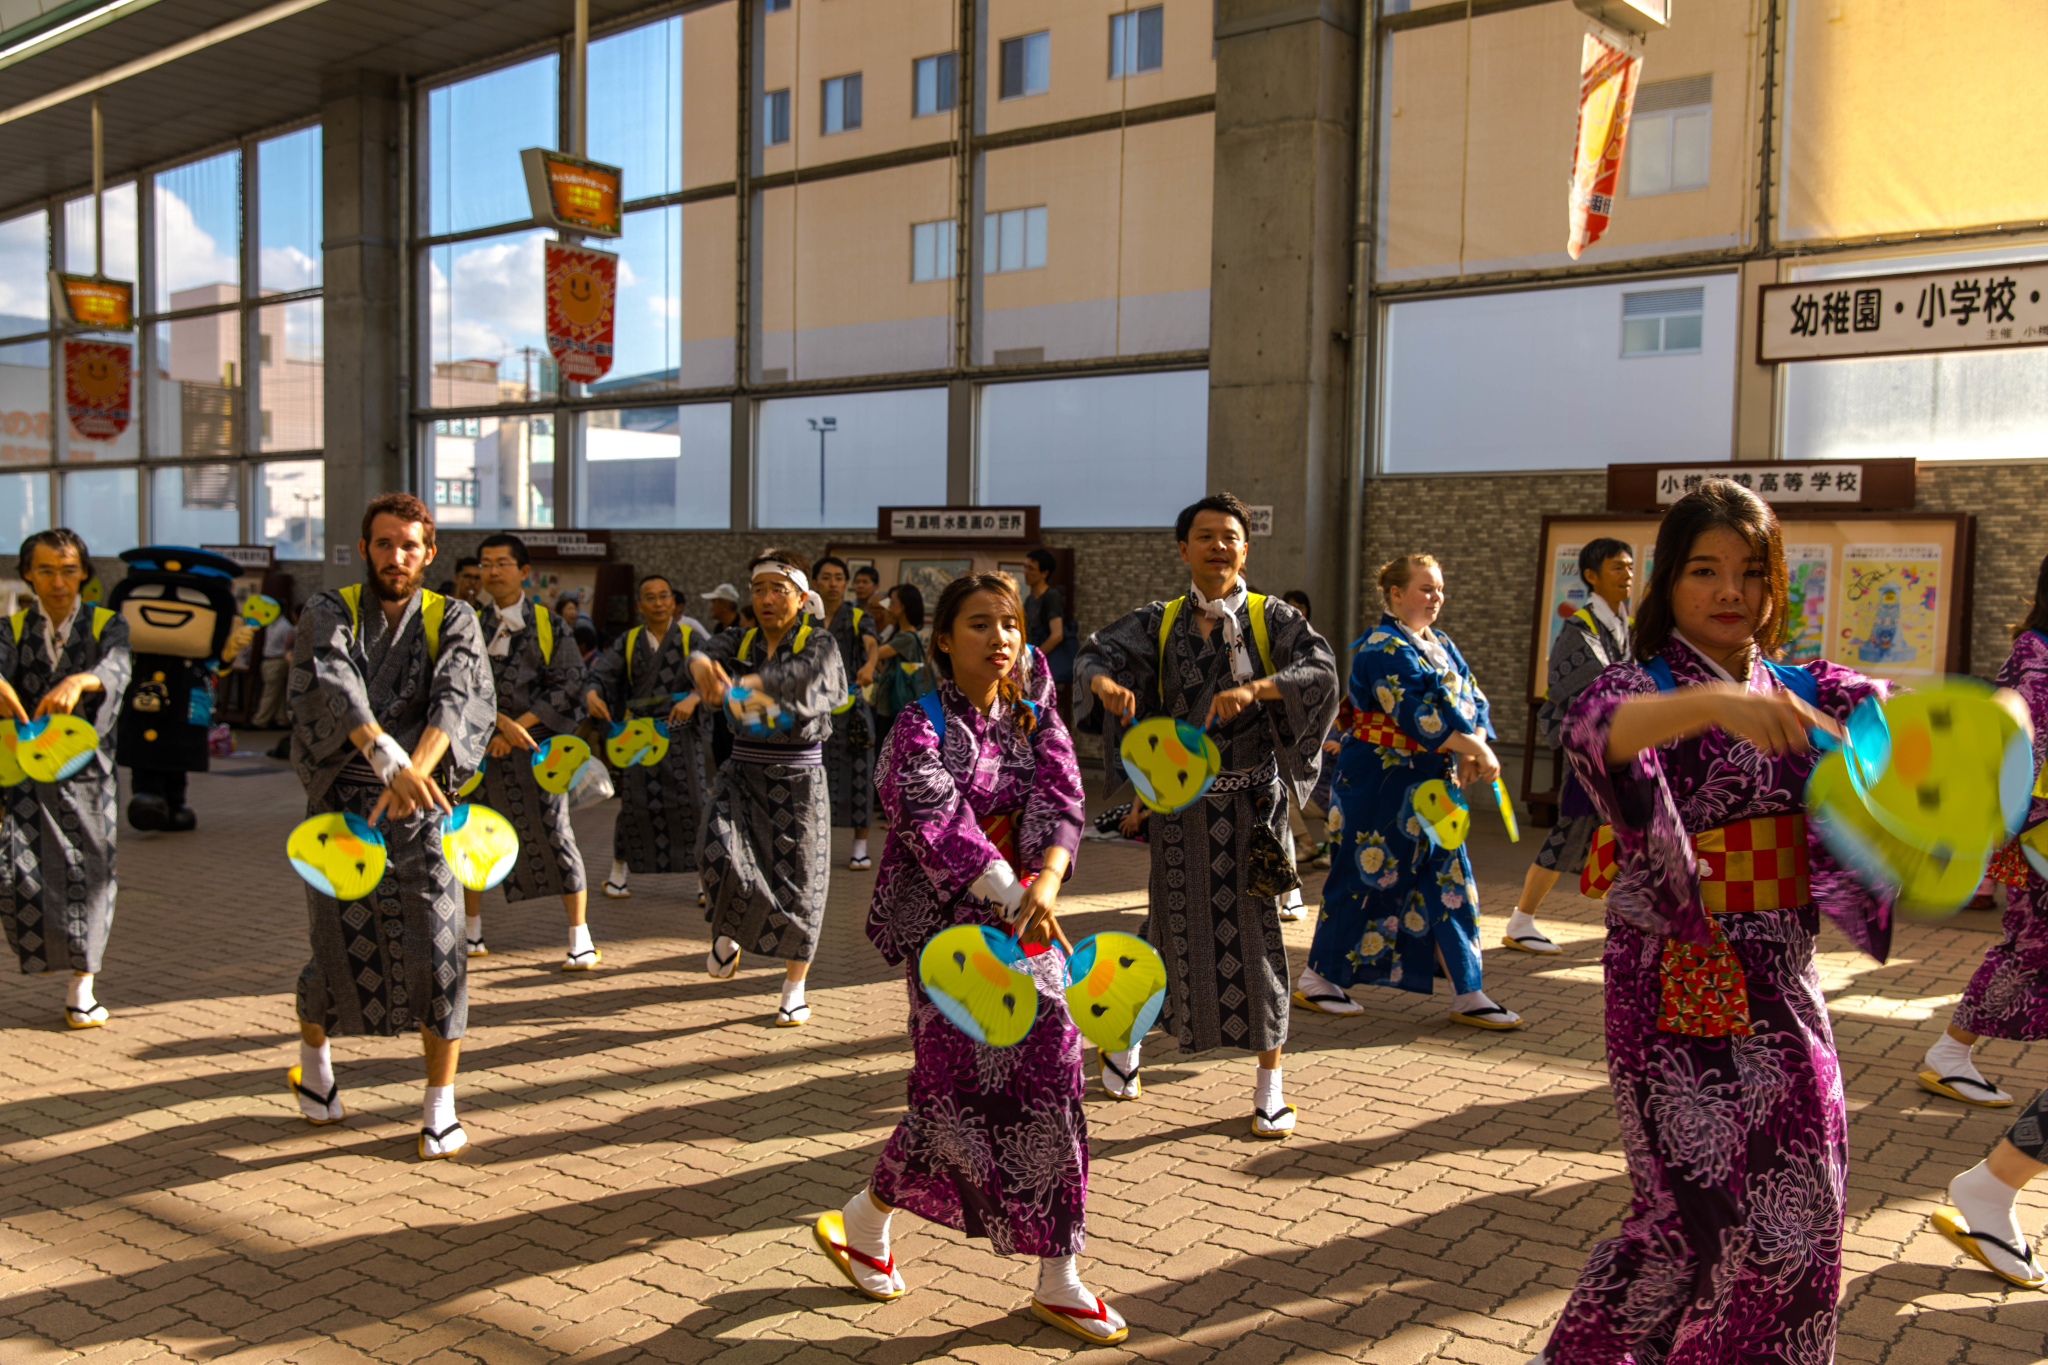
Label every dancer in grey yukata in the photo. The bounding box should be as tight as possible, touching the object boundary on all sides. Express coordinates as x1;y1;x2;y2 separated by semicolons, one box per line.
586;572;709;901
0;528;131;1029
811;555;880;869
465;533;594;969
286;493;495;1161
689;549;846;1027
1075;492;1339;1138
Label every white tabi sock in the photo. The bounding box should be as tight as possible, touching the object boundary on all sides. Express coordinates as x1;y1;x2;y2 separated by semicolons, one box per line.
1925;1033;2008;1102
300;1040;334;1096
1296;965;1363;1013
1950;1161;2036;1274
606;859;628;886
708;934;739;978
464;913;483;941
1281;886;1304;910
67;973;95;1012
852;837;869;860
780;977;808;1014
1452;989;1518;1024
1505;908;1538;936
569;922;594;956
421;1084;464;1156
1036;1254;1125;1331
1103;1039;1142;1096
1255;1067;1285;1115
839;1189;902;1294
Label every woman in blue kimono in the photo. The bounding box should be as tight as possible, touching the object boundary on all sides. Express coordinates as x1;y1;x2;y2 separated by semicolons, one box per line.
1296;554;1523;1030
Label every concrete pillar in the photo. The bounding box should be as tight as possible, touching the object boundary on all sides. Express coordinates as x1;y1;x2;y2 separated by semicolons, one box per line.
1207;0;1361;619
320;70;404;587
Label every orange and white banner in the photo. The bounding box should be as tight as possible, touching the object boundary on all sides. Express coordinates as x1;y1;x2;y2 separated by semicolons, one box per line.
543;241;618;385
62;339;132;441
1565;26;1643;260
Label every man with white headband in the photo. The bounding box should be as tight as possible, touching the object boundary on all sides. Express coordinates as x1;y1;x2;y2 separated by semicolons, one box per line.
687;548;847;1025
1073;492;1339;1139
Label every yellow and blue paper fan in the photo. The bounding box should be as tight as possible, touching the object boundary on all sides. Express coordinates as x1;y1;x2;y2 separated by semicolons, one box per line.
1411;778;1471;850
240;594;282;628
604;716;663;769
452;756;485;800
1491;779;1520;842
531;734;592;793
441;804;519;892
1120;716;1223;814
1062;931;1166;1054
0;720;25;788
15;714;99;783
918;923;1039;1047
725;683;792;738
286;811;388;901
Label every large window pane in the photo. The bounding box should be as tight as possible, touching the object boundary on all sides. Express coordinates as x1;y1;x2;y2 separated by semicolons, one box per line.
578;403;730;528
154;151;241;311
427;229;556;403
257;299;322;451
150;464;239;544
428;54;559;237
979;118;1210;363
256;459;325;560
258;126;323;293
62;467;137;557
0;339;51;466
63;183;139;282
149;316;245;458
977;371;1207;527
58;336;140;464
0;471;50;547
754;162;955;382
603;206;680;393
1780;247;2048;462
0;210;48;334
1380;274;1738;473
590;17;681;200
985;0;1211;137
756;388;945;529
759;0;955;171
424;414;555;528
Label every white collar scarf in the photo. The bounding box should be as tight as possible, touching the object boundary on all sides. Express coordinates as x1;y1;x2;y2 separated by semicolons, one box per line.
40;600;79;669
1589;594;1631;658
486;596;526;658
1190;579;1255;684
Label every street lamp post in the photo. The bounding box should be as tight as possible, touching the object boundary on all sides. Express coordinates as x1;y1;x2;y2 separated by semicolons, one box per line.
807;416;837;524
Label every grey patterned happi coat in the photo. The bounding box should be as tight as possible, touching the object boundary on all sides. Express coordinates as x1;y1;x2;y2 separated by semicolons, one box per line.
475;598;587;902
690;620;844;961
1545;638;1890;1365
0;602;131;975
867;653;1089;1256
820;600;878;829
289;587;494;1040
587;620;709;874
1075;590;1339;1054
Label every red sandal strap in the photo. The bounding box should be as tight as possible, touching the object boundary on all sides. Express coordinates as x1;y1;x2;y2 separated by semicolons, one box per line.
829;1236;895;1277
1036;1294;1111;1324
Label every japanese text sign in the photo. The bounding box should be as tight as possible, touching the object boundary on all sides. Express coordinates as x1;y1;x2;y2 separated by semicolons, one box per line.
1566;26;1642;260
1245;505;1274;537
62;339;131;441
50;273;134;330
542;242;617;385
1653;465;1866;505
1759;264;2048;363
884;508;1036;541
522;150;623;237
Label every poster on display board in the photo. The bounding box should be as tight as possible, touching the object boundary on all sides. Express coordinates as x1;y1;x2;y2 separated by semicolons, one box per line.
1527;513;1973;700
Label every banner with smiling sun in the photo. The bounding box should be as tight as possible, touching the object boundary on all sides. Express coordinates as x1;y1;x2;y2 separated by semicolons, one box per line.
543;242;618;385
62;339;132;441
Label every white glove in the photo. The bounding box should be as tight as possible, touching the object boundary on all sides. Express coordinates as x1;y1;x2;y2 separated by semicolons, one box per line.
971;858;1026;922
363;733;412;785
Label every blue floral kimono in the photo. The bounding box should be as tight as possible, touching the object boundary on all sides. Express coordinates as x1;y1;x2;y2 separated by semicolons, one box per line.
1307;614;1493;997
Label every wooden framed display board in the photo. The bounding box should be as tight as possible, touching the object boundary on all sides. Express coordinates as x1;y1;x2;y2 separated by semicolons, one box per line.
1519;511;1975;822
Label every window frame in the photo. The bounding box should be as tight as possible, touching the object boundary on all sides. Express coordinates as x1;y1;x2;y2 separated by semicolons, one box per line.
1110;7;1165;78
1627;102;1712;199
913;51;957;118
999;31;1051;100
821;72;863;135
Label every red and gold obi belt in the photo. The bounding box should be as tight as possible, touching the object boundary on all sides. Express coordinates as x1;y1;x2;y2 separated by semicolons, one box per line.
1349;709;1424;753
1581;813;1812;1038
979;811;1019;867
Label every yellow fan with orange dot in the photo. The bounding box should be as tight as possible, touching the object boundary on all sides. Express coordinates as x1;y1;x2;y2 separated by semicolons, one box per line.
286;811;389;902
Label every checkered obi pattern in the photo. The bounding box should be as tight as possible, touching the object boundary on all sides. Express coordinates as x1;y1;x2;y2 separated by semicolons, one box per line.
1989;836;2030;888
1350;709;1423;753
1581;813;1812;1039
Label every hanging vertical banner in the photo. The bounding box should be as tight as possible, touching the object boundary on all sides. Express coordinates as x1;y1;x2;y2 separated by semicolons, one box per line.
1565;25;1643;260
543;241;618;385
62;338;132;441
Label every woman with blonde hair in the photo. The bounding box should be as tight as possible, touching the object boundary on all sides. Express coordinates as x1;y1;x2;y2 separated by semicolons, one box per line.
1295;552;1519;1028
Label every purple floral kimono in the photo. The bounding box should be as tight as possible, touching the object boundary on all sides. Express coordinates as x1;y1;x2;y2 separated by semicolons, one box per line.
1546;638;1889;1365
1953;629;2048;1040
866;654;1088;1256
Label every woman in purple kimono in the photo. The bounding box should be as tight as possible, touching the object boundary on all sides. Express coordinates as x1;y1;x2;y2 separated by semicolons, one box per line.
811;575;1123;1346
1535;480;1891;1365
1915;554;2048;1108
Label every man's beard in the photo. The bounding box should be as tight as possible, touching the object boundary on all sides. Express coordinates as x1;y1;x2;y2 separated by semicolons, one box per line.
369;562;424;603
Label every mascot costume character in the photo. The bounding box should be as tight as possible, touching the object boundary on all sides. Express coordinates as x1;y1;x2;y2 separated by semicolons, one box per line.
108;546;256;831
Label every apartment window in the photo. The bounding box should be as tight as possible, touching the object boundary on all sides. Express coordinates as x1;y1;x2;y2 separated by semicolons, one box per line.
983;207;1047;274
912;220;956;282
999;32;1051;99
763;0;789;11
1621;288;1705;357
822;73;863;134
1110;7;1164;77
1628;75;1711;197
763;88;791;146
914;52;957;116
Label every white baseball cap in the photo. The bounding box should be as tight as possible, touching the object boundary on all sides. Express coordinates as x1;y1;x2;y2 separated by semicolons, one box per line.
700;583;741;604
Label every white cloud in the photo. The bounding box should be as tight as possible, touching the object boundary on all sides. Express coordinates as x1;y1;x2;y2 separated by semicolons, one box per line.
427;233;549;365
154;184;239;301
259;246;319;293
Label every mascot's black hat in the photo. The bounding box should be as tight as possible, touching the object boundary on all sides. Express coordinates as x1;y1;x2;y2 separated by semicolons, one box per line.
109;545;244;659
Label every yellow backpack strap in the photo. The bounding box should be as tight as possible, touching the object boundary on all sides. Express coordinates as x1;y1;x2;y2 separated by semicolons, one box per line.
1246;593;1274;677
337;583;363;639
737;627;755;665
535;603;553;664
1155;597;1185;702
626;626;643;684
852;607;864;635
680;623;692;658
1572;606;1597;633
420;591;444;661
794;618;812;651
8;608;25;645
90;607;114;641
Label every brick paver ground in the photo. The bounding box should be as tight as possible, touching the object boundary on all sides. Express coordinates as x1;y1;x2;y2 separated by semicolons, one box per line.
3;739;2046;1363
